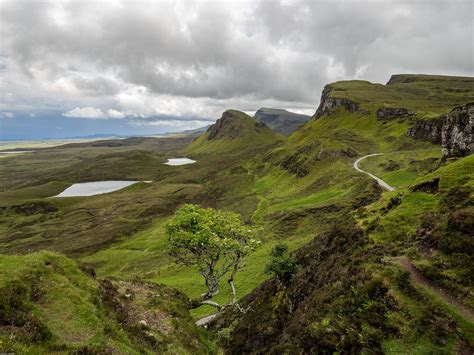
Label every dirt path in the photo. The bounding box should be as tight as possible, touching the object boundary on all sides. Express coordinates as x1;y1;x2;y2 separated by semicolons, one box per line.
353;154;395;191
393;256;474;322
196;313;218;327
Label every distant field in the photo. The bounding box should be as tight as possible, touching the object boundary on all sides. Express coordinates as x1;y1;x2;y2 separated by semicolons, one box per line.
0;138;117;150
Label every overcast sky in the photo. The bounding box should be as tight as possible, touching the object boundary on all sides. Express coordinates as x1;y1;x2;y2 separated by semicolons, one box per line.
0;0;473;139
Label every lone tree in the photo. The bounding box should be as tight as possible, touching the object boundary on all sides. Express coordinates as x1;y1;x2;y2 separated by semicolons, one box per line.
165;204;260;310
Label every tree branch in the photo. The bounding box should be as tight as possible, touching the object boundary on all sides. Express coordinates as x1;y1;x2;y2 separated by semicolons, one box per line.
227;256;240;304
200;300;223;310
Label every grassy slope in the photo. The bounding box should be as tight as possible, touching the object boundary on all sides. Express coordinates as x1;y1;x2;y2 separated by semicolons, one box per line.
210;75;474;353
187;110;283;155
0;251;216;354
1;74;473;352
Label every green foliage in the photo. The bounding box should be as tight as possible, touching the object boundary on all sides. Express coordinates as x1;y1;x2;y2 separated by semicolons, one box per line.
265;242;299;282
166;204;260;268
166;204;261;306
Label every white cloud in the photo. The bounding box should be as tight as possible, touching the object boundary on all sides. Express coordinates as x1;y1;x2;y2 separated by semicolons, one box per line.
106;109;126;119
1;112;14;118
62;107;125;119
0;0;472;132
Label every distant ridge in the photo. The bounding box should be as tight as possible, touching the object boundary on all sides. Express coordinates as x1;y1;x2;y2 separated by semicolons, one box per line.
387;73;474;85
254;108;311;136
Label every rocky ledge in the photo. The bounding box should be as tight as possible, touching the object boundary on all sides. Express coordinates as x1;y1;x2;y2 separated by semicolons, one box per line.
407;102;473;157
376;107;414;120
314;85;361;119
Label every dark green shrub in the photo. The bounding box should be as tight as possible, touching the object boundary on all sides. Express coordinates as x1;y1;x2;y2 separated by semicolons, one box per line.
265;242;299;283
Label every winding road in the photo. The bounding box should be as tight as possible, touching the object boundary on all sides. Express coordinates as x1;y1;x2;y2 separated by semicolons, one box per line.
353;153;395;191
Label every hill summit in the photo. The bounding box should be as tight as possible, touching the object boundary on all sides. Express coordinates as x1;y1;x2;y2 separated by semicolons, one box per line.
187;110;282;154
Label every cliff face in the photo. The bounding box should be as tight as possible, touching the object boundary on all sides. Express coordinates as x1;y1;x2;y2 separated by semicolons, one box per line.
407;103;473;157
314;85;360;119
407;118;444;144
441;103;473;156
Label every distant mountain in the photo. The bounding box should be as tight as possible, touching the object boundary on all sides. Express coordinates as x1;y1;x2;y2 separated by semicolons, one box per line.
179;125;211;136
187;109;283;154
254;108;311;136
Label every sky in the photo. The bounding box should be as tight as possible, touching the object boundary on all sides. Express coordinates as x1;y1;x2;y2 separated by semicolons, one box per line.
0;0;473;140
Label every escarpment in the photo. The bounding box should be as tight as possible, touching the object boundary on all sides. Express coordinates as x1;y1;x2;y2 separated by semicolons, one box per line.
314;85;361;119
408;102;473;157
441;103;473;156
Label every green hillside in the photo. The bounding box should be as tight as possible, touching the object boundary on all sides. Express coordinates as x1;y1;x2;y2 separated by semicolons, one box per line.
207;75;474;353
1;74;473;353
326;75;474;119
187;110;283;154
0;251;216;354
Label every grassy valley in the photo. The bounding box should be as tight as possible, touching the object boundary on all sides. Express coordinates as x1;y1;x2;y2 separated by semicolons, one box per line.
1;74;473;353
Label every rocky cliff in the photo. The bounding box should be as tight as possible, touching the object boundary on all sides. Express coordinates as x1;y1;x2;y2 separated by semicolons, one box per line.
314;85;361;119
407;102;473;157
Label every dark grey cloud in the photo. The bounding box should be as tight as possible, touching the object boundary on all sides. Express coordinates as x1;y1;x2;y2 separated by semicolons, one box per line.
0;0;472;126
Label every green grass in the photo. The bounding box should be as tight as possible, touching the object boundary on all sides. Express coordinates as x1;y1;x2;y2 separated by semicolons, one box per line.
269;187;348;212
366;260;469;354
329;75;474;119
2;74;473;352
0;251;217;353
82;217;314;319
0;251;137;353
383;336;457;354
187;110;283;155
358;148;442;188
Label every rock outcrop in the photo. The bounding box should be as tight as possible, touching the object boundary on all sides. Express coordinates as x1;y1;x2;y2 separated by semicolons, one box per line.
376;107;414;120
407;118;444;144
407;102;473;157
441;103;473;157
207;110;244;140
314;85;361;119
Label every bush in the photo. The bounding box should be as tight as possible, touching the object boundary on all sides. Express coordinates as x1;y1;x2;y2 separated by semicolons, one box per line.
265;242;299;283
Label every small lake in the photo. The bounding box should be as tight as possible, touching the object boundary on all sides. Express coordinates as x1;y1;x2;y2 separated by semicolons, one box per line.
54;181;150;197
164;158;196;166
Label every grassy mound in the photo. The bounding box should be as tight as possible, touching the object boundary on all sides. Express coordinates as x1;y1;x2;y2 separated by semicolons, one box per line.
0;251;216;354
